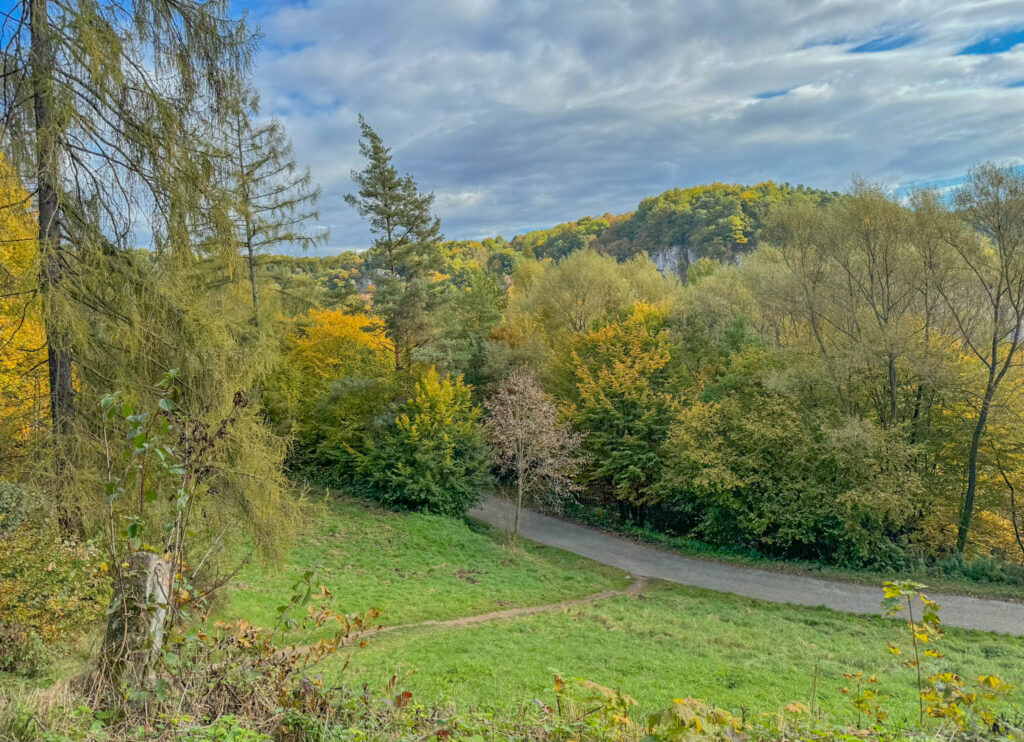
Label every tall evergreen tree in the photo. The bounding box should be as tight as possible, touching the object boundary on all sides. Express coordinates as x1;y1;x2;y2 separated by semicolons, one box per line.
345;116;446;372
1;0;256;533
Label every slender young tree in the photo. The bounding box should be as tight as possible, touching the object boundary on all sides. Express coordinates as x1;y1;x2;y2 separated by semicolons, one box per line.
345;116;446;372
484;367;585;537
935;164;1024;553
216;85;326;324
1;0;255;534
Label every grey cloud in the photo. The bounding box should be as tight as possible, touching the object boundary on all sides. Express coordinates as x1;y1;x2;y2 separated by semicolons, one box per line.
248;0;1024;254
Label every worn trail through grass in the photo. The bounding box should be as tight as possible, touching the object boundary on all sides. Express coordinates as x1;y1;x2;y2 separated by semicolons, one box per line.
378;577;649;634
220;494;1024;722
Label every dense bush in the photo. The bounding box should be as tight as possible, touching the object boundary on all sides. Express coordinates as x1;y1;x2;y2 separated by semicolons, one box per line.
0;506;108;674
656;347;928;566
0;480;27;536
361;368;492;516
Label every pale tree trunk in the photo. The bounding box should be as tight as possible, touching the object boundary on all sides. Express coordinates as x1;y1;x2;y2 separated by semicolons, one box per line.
99;552;173;694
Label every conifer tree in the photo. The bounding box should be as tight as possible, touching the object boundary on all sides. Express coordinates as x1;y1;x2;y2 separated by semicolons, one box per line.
215;85;326;325
345;116;446;372
1;0;255;533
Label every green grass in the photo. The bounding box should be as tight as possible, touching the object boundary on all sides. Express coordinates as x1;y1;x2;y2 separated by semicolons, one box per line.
333;580;1024;725
218;494;1024;729
222;495;628;629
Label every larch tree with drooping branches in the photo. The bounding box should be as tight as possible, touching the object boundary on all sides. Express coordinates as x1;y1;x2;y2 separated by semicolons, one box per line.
1;0;258;535
210;83;326;326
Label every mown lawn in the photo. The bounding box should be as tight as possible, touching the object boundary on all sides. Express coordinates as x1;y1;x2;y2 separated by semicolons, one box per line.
222;495;1024;728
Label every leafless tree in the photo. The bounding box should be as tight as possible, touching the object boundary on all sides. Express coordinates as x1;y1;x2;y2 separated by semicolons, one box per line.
484;367;586;537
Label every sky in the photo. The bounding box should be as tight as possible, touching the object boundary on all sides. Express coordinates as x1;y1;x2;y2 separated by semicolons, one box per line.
242;0;1024;254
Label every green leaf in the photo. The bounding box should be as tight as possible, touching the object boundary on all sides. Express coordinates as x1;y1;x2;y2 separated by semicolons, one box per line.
158;397;176;412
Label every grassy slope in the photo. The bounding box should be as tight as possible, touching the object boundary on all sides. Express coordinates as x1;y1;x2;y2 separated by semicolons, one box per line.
223;496;628;628
221;495;1024;727
339;582;1024;724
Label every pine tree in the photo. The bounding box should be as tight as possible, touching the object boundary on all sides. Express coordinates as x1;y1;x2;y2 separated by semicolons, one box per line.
345;116;446;372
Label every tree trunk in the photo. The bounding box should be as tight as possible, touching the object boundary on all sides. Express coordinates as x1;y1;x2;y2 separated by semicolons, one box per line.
237;122;260;327
31;0;82;538
957;388;995;553
246;239;259;319
887;354;898;427
99;551;173;694
515;478;522;539
514;443;524;538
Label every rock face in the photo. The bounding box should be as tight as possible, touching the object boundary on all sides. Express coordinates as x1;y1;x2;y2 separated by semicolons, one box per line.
649;244;698;282
99;551;173;693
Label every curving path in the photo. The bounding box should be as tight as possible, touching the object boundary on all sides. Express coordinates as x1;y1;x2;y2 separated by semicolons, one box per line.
469;497;1024;636
379;577;648;635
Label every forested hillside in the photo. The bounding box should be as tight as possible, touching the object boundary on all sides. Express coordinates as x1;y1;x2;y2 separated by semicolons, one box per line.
252;167;1024;573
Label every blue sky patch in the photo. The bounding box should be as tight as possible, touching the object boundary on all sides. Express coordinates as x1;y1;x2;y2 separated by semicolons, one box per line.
755;89;790;99
850;34;917;53
959;28;1024;55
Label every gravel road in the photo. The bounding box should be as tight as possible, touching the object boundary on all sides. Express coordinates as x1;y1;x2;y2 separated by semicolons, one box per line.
469;497;1024;636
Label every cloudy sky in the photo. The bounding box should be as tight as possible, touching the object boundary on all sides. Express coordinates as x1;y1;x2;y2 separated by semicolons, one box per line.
242;0;1024;254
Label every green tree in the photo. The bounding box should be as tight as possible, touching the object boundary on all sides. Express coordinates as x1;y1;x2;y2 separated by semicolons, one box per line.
569;302;679;522
424;269;505;388
524;250;629;337
361;368;491;516
657;346;925;564
938;164;1024;553
345;116;446;372
2;0;255;534
214;84;326;325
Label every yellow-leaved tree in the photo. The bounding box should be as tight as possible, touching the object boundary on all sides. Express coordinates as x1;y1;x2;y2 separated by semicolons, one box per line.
290;308;390;379
264;307;394;482
0;155;47;458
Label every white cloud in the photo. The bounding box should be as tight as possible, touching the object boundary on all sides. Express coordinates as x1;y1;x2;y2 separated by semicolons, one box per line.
247;0;1024;254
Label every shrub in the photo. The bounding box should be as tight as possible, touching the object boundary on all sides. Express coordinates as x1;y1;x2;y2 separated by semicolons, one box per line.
177;716;271;741
0;480;28;536
0;514;108;674
361;368;492;516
